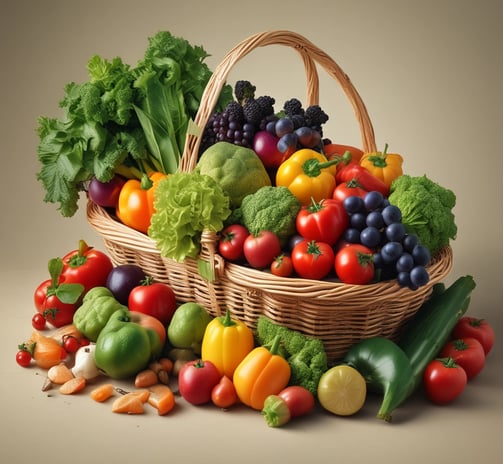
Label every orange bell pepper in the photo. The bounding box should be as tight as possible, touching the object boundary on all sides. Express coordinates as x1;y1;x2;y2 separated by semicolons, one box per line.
116;171;167;233
201;309;255;379
359;143;403;189
233;335;291;410
275;148;339;206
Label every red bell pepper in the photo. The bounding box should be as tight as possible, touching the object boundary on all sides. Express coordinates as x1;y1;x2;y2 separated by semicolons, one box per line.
336;151;389;197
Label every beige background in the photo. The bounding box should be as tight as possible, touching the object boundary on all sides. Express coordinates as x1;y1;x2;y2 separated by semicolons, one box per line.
1;1;502;463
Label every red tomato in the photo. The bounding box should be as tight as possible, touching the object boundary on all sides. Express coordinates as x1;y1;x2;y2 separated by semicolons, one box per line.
270;254;293;277
439;337;486;380
211;375;239;409
16;350;32;368
291;240;335;280
31;313;47;331
218;224;249;262
335;244;374;284
277;386;315;418
332;179;368;203
62;335;81;354
62;240;113;294
296;198;349;246
178;359;221;405
34;279;80;328
243;231;282;269
451;317;495;355
423;358;467;405
128;280;177;326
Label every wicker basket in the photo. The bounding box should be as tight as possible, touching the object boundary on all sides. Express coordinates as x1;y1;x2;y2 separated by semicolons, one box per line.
87;30;453;362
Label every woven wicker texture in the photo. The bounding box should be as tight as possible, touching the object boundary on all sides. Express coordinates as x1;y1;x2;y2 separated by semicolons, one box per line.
87;30;453;362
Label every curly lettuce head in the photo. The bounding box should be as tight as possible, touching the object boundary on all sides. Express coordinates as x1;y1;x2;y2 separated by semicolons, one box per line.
148;172;231;262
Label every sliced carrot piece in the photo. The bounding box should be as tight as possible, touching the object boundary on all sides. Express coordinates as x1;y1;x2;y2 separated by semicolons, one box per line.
128;389;151;403
59;376;86;395
148;384;175;416
47;363;74;385
90;383;115;403
112;393;145;414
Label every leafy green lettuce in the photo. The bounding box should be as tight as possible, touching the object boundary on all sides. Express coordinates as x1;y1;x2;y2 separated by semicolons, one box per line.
148;172;231;263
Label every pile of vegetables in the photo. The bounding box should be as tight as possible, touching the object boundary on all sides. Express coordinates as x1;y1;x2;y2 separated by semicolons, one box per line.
15;240;494;424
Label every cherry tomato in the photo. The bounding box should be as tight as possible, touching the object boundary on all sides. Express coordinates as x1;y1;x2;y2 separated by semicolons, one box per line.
270;254;293;277
296;198;349;246
61;240;114;295
243;231;282;269
34;279;80;328
62;335;81;354
178;359;221;405
423;357;467;405
31;313;47;331
128;279;177;326
211;375;239;409
291;240;335;280
439;337;486;380
332;179;368;203
451;317;495;355
218;224;249;262
277;386;315;418
334;244;375;284
16;350;32;367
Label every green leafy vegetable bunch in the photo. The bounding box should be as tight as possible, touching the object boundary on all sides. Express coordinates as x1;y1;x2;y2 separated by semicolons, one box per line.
36;31;232;217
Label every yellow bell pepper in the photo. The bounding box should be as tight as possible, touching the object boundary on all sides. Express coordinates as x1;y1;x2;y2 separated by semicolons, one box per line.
275;148;339;206
233;335;291;410
116;171;167;233
201;309;255;379
359;143;403;188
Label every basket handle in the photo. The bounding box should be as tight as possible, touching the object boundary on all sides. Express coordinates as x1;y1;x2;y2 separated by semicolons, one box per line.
179;30;377;172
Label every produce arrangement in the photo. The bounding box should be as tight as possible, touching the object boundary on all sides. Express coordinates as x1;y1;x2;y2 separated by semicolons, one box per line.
15;243;491;424
21;30;495;425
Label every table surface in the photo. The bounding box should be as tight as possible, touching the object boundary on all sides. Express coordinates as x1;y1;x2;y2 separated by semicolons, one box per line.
1;269;501;464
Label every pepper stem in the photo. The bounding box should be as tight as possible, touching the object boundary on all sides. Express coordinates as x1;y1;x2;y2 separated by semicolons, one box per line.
301;157;339;178
221;309;236;327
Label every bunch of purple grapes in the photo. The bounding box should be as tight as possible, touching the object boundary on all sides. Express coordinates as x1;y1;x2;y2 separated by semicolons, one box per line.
265;98;330;153
342;190;431;290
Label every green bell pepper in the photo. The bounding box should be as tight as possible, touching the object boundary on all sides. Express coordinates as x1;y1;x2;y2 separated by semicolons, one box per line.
72;287;127;342
94;308;159;379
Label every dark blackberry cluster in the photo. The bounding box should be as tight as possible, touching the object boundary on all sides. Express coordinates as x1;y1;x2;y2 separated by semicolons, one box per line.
199;80;276;154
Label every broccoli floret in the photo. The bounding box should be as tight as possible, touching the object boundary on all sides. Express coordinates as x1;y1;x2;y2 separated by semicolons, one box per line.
236;186;301;245
388;174;457;255
256;317;328;396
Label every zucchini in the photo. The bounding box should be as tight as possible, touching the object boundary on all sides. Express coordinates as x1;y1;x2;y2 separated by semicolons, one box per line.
343;275;476;422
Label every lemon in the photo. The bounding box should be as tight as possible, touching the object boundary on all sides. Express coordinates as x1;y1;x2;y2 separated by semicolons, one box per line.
317;365;367;416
